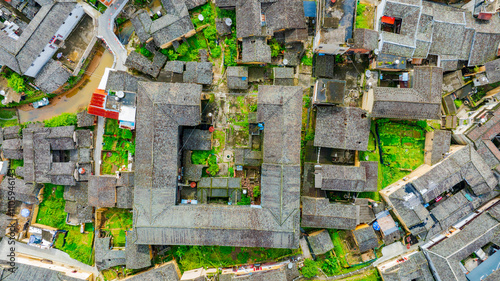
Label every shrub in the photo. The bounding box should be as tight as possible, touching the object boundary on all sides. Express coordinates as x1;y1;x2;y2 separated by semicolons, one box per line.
191;150;212;164
137;46;153;58
211;45;222;58
303;95;311;108
269;39;283;58
203;25;217;41
237;251;250;264
237;194;251;205
454;99;463;109
249;104;257;112
121;129;133;139
301;55;313;66
253;185;260;198
228;167;234;177
301;259;318;278
44;113;78;127
8;73;25;93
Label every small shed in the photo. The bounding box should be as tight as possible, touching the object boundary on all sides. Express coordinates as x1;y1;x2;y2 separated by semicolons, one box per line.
308;229;334;255
353;225;379;253
273;67;294;86
227;66;249;90
375;210;401;245
77;110;95;127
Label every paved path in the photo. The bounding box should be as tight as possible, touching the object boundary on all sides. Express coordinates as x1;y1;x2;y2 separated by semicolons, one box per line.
94;116;105;175
96;0;129;70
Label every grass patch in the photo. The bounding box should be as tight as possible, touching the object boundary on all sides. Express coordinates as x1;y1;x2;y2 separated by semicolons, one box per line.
213;130;226;154
37;184;94;265
355;4;374;29
454;99;463;109
43;113;77;127
359;119;425;191
101;208;133;247
9;159;23;177
342;268;382;281
0;110;18;127
155;245;299;272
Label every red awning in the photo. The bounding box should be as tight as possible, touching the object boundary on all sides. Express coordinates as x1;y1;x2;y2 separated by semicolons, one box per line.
381;16;395;25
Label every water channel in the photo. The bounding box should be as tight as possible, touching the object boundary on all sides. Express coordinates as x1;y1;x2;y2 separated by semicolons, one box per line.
18;50;114;123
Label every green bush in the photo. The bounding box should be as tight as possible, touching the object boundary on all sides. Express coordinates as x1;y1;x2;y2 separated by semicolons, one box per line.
269;39;283;58
237;194;251;205
253;185;260;198
211;45;222;58
161;49;179;61
8;73;25;93
237;251;250;264
203;25;217;40
116;17;127;26
303;95;311;108
301;54;313;66
44;113;78;127
302;259;318;278
191;150;212;165
121;129;133;139
249;104;257;112
137;46;153;59
207;155;219;175
454;99;463;109
228;167;234;177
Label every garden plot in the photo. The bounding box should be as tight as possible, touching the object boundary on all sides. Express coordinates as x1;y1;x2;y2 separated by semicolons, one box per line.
36;184;94;265
101;119;135;175
99;208;133;248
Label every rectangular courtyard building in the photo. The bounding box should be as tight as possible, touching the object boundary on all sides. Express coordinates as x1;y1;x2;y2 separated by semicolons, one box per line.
133;83;303;248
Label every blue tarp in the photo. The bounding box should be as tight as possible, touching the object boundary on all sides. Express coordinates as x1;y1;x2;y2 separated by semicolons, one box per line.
303;1;317;18
466;250;500;281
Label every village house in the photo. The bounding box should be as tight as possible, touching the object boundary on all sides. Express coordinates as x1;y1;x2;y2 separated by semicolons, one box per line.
125;51;167;78
0;0;87;93
132;83;303;248
226;66;249;90
376;0;500;70
363;66;443;120
422;202;500;281
377;251;435;281
130;0;202;49
313;162;378;193
121;260;181;281
301;196;361;230
424;130;451;166
353;225;379;253
380;145;499;241
87;173;134;209
307;229;334;255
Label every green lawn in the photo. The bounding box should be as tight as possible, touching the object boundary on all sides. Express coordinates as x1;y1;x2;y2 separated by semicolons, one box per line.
155;246;299;272
101;208;133;247
0;109;18;127
36;184;94;265
359;120;426;193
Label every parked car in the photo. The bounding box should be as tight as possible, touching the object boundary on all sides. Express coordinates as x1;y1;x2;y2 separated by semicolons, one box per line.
31;97;49;108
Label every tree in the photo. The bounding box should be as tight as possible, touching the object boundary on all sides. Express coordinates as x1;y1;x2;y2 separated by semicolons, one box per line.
44;113;78;127
301;259;318;278
203;26;217;40
8;73;25;93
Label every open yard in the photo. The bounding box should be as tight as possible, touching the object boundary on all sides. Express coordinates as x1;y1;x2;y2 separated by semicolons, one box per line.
359;120;426;192
102;119;134;175
308;229;375;277
100;208;133;247
36;184;94;265
154;245;299;272
355;3;375;30
0;109;18;127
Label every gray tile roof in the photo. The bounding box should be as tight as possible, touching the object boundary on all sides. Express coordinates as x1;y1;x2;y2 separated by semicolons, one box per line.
379;251;435;281
134;84;302;248
88;175;117;208
236;0;262;38
301;197;360;229
0;261;86;281
182;129;212;151
1;139;23;160
130;10;153;43
77;110;95;127
308;229;334;255
314;106;371;151
105;70;144;93
485;58;500;85
125;51;167;78
425;203;500;281
125;230;151;270
353;29;379;51
353;226;379;253
379;0;500;68
314;163;378;193
424;130;451;166
372;66;442;120
34;59;70;93
412;145;497;202
0;178;41;212
94;236;126;270
264;0;306;34
227;66;249;89
242;37;272;63
2;126;20;139
64;182;93;224
121;260;180;281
